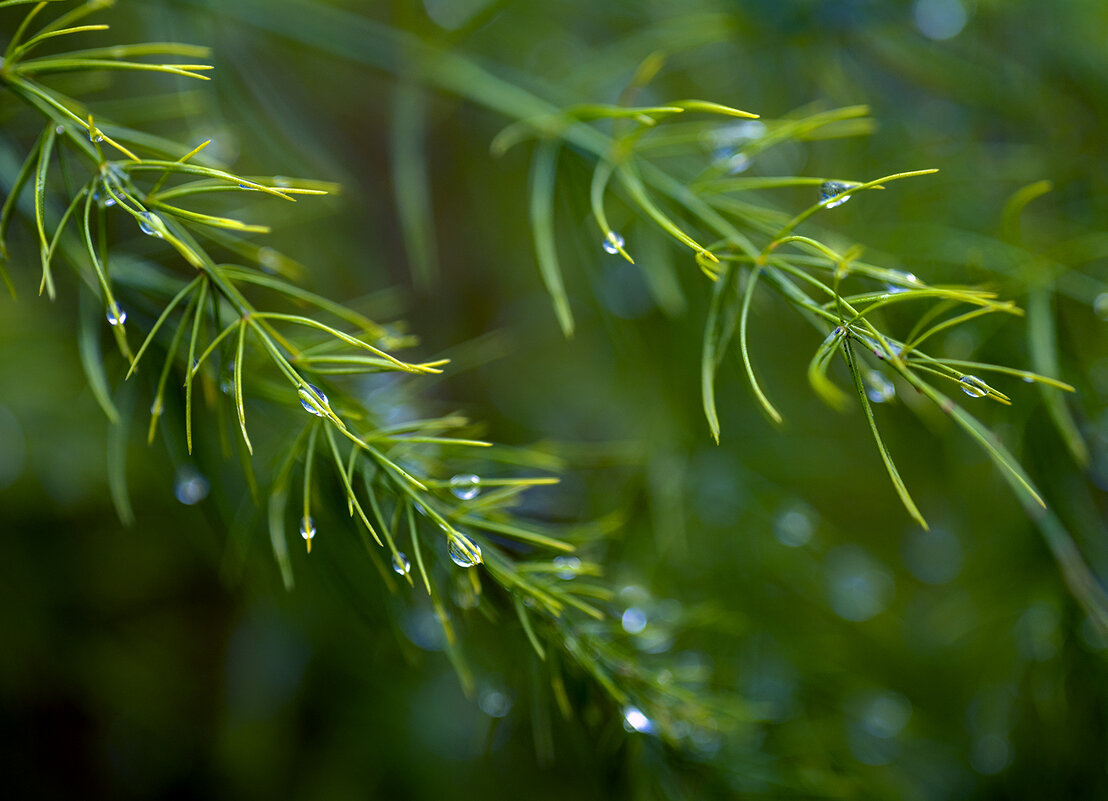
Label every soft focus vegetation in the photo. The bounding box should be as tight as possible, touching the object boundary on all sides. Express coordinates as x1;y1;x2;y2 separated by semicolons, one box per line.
2;1;1107;799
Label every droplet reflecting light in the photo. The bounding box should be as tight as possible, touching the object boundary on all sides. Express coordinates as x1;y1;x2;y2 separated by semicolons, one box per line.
300;516;316;552
298;384;330;416
137;211;163;238
602;231;625;255
448;535;482;568
820;181;854;209
865;371;896;403
106;302;126;326
959;374;989;398
622;705;655;734
449;473;480;500
392;551;411;575
553;555;581;579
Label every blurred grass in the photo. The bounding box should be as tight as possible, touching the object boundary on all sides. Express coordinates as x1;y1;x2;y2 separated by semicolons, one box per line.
2;0;1108;798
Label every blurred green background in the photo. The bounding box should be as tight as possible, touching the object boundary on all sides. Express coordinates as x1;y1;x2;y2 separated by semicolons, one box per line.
2;0;1108;798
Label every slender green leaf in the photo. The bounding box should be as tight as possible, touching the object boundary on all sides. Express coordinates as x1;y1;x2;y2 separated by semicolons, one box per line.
738;265;783;424
843;340;929;529
77;288;119;424
530;138;573;336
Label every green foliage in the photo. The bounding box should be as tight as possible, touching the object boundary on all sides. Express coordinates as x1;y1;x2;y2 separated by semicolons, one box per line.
3;1;1108;799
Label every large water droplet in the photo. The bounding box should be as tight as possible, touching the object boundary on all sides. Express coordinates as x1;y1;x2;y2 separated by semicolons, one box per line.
299;516;316;541
174;469;209;505
621;606;648;635
449;473;480;500
1094;292;1108;321
298;384;330;416
602;231;625;255
137;211;163;238
553;555;581;579
106;302;126;326
448;535;482;568
820;181;854;209
865;371;896;403
622;705;655;734
959;374;989;398
391;551;411;575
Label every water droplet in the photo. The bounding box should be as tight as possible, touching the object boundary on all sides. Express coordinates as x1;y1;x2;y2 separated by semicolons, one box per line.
298;383;330;416
884;274;918;293
90;130;103;143
150;398;163;416
137;211;163;238
449;473;480;500
448;534;482;568
272;175;290;188
621;606;648;634
220;360;235;395
299;516;316;542
622;705;655;734
553;555;581;579
106;302;126;326
391;551;411;575
55;125;64;135
820;181;854;209
602;231;625;255
174;469;209;505
1094;292;1108;321
865;371;896;403
959;374;989;398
